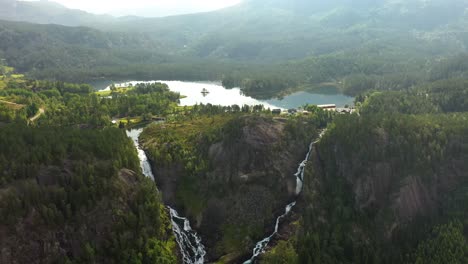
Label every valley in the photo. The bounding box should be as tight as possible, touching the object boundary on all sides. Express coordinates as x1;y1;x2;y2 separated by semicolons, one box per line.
1;0;468;264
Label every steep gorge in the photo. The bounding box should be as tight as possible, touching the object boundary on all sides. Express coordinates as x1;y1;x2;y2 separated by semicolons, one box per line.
141;115;319;261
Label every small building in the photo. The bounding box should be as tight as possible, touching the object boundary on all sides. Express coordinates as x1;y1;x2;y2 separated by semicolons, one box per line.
288;109;297;114
152;117;166;122
272;109;282;115
336;108;355;114
317;104;336;111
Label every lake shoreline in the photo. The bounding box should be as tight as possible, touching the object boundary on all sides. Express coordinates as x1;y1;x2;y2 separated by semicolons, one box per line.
93;80;354;109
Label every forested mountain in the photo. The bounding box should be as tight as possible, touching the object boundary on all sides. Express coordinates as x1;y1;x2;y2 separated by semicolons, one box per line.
0;125;177;263
0;19;180;81
1;1;468;263
261;81;468;264
0;0;119;26
0;71;185;262
75;0;468;62
288;113;468;264
1;0;468;98
3;0;467;61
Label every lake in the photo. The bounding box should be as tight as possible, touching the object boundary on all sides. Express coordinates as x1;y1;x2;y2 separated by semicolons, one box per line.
93;80;354;109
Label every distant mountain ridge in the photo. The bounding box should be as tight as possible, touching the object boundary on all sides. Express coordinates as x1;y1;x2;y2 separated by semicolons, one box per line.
0;0;467;93
2;0;467;30
1;0;467;63
0;0;119;26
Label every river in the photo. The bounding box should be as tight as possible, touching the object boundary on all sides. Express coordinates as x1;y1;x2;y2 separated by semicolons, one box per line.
93;80;354;109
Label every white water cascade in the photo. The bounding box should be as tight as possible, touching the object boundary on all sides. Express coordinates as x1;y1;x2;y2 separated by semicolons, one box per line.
243;130;325;264
169;208;206;264
126;128;155;181
127;128;206;264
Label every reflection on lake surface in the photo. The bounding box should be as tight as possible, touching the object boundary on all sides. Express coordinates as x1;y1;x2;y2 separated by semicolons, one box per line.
94;80;354;109
265;91;354;109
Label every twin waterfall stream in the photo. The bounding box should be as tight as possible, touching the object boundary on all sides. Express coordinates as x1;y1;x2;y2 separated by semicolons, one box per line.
127;127;324;264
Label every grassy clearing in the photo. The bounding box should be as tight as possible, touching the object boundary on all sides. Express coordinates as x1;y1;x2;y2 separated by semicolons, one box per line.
11;74;24;79
113;116;144;127
121;117;142;124
95;86;134;96
0;66;14;74
0;67;27;89
150;115;234;140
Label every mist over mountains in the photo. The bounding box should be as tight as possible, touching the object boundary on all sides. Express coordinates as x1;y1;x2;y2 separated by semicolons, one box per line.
0;0;118;26
2;0;468;30
0;0;467;91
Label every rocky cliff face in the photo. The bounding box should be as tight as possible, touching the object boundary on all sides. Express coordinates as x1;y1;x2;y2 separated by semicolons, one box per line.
142;115;317;261
336;145;466;228
312;115;468;236
286;114;468;264
206;117;301;195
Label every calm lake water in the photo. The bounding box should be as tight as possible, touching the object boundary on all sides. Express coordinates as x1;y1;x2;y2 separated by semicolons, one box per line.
93;80;354;109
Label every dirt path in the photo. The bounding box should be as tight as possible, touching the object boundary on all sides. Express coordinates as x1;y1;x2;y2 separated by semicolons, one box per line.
0;99;24;109
0;99;45;123
29;108;45;122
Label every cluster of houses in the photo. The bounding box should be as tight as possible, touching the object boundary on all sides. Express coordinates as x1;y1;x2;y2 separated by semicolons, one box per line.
271;104;355;115
319;104;356;114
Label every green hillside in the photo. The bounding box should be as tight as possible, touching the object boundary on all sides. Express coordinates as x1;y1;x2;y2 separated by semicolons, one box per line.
261;79;468;264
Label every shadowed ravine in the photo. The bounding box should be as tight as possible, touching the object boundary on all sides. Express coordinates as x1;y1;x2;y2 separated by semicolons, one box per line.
243;130;325;264
127;127;324;264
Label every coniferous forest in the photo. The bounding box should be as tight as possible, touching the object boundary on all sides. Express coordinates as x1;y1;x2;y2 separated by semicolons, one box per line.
1;0;468;263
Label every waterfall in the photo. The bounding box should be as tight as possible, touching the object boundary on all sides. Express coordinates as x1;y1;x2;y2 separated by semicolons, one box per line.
169;208;206;264
126;128;154;181
127;128;206;264
127;126;325;264
243;130;325;264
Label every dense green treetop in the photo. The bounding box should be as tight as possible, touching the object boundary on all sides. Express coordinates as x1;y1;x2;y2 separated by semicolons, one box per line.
0;72;180;263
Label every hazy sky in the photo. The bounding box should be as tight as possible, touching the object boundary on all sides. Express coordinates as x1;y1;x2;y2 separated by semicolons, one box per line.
26;0;243;17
